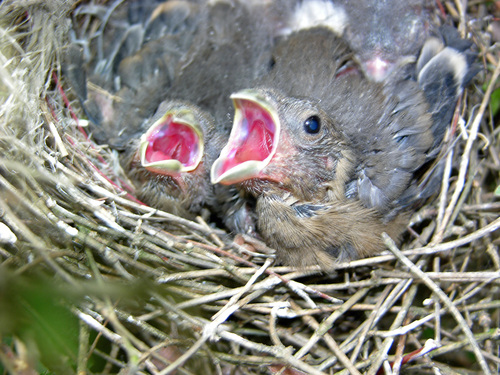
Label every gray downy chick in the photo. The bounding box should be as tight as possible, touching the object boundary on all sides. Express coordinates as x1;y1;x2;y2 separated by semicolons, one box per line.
211;26;477;268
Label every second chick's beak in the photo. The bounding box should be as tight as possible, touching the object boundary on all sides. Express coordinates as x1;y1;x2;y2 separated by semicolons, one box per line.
139;108;205;175
211;90;281;185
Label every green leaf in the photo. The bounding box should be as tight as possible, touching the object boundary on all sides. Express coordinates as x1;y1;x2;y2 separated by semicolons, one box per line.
489;87;500;117
0;271;79;373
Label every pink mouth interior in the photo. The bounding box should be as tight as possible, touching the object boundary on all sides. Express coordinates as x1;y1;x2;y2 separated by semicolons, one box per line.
144;115;200;167
219;99;276;174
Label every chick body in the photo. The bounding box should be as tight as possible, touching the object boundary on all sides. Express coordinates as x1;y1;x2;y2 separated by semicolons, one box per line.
212;26;476;268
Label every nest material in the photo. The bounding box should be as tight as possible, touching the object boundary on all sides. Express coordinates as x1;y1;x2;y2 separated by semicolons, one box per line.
0;1;499;374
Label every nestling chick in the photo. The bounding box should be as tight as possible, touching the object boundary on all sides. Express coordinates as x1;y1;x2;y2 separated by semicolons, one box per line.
336;0;437;81
66;0;218;218
211;26;476;268
276;0;437;81
126;101;222;217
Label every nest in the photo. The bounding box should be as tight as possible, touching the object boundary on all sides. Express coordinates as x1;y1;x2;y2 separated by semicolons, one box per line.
0;1;498;374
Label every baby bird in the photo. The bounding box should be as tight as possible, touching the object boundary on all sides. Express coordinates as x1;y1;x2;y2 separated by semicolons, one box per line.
336;0;437;81
211;26;476;268
275;0;437;81
122;100;222;217
66;0;216;218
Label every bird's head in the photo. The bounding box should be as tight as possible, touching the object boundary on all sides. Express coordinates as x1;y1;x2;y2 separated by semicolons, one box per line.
211;88;353;199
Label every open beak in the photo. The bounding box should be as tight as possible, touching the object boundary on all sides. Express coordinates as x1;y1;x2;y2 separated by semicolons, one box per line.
139;108;204;175
211;89;280;185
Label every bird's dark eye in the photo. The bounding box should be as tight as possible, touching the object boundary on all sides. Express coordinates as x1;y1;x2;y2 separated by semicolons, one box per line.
304;116;321;134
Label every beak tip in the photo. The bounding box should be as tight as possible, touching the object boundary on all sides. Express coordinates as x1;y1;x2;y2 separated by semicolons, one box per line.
210;158;223;185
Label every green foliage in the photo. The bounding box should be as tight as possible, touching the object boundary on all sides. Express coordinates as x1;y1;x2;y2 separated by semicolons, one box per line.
0;271;79;373
487;85;500;116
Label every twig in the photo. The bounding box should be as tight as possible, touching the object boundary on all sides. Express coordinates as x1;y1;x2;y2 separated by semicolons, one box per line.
294;288;369;360
348;286;393;365
157;335;207;375
204;258;273;340
327;217;500;270
432;58;500;244
366;282;418;375
296;304;361;375
219;331;328;375
383;233;492;375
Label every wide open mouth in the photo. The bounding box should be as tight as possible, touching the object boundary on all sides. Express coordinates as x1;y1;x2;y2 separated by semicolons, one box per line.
210;89;280;185
139;109;204;175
